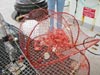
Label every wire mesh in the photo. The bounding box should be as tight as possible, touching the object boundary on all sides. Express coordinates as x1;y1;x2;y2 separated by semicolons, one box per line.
0;24;39;75
19;9;100;75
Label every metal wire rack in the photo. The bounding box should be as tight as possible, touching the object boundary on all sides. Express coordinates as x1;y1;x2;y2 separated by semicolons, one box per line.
0;23;38;75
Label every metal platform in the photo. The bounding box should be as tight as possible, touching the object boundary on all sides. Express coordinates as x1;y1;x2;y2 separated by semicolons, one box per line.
0;39;37;75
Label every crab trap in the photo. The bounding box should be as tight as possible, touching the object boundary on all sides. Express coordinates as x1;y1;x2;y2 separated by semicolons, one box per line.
18;9;100;75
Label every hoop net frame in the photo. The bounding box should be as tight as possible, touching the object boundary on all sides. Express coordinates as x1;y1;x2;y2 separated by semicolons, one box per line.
18;9;100;75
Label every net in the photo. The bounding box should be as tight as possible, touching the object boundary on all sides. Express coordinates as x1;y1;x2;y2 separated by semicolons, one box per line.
19;9;100;75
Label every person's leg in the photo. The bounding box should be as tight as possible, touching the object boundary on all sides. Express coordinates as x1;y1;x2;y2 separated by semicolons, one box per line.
47;0;56;30
57;0;65;29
